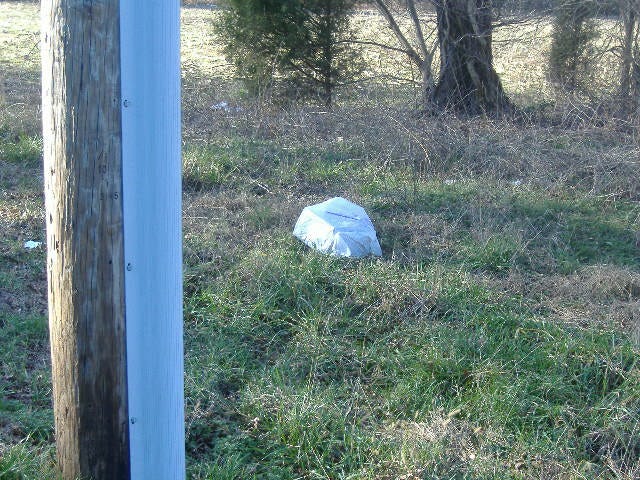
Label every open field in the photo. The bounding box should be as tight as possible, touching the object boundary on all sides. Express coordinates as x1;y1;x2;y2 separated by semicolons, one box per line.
1;2;639;478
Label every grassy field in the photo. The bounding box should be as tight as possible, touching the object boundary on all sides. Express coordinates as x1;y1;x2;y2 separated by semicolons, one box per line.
1;2;640;479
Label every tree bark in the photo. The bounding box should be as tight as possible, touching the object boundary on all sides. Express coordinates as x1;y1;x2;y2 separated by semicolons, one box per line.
374;0;437;101
619;0;639;107
407;0;436;101
430;0;510;114
41;0;130;478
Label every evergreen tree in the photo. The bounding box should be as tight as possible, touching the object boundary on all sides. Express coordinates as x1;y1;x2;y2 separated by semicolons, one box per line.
217;0;361;106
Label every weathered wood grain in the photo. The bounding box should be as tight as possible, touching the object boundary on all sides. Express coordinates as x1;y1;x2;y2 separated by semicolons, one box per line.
41;0;130;478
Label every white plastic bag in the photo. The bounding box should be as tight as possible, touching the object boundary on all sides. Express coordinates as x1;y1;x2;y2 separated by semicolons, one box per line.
293;197;382;258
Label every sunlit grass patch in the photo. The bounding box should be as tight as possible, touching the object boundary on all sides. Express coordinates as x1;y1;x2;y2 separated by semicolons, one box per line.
183;234;639;477
456;234;524;272
0;129;42;166
0;313;51;405
183;142;243;190
0;442;58;480
0;2;40;72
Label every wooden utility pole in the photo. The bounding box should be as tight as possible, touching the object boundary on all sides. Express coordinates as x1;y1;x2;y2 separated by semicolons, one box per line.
42;0;185;478
42;0;129;477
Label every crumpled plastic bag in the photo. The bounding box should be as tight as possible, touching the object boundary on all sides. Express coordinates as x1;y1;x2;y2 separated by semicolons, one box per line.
293;197;382;258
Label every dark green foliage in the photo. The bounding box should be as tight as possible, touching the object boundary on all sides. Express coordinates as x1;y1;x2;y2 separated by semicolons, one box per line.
549;0;599;90
216;0;362;105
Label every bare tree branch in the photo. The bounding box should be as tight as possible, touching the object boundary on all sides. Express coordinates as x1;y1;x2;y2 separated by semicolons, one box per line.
338;39;416;57
406;0;431;64
373;0;423;67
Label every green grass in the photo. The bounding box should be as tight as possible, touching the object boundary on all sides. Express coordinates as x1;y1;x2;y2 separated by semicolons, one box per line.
182;241;639;478
0;127;42;166
176;139;639;477
0;443;58;480
0;311;55;479
2;2;640;479
2;124;637;476
0;313;53;438
3;126;639;478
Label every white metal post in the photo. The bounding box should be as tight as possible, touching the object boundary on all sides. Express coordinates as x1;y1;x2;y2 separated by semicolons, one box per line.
120;1;185;479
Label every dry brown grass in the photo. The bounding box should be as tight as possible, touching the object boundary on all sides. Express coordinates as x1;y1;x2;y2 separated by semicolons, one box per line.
540;266;640;339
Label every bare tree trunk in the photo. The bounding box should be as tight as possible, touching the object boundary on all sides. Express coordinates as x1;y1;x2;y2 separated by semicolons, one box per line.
41;0;130;478
619;0;639;109
430;0;510;114
319;3;335;107
374;0;437;101
407;0;436;100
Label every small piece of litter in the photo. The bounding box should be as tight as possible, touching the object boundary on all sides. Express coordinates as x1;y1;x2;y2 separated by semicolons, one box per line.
510;179;523;186
444;179;456;185
211;101;232;112
211;101;240;113
447;408;462;418
24;241;42;249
